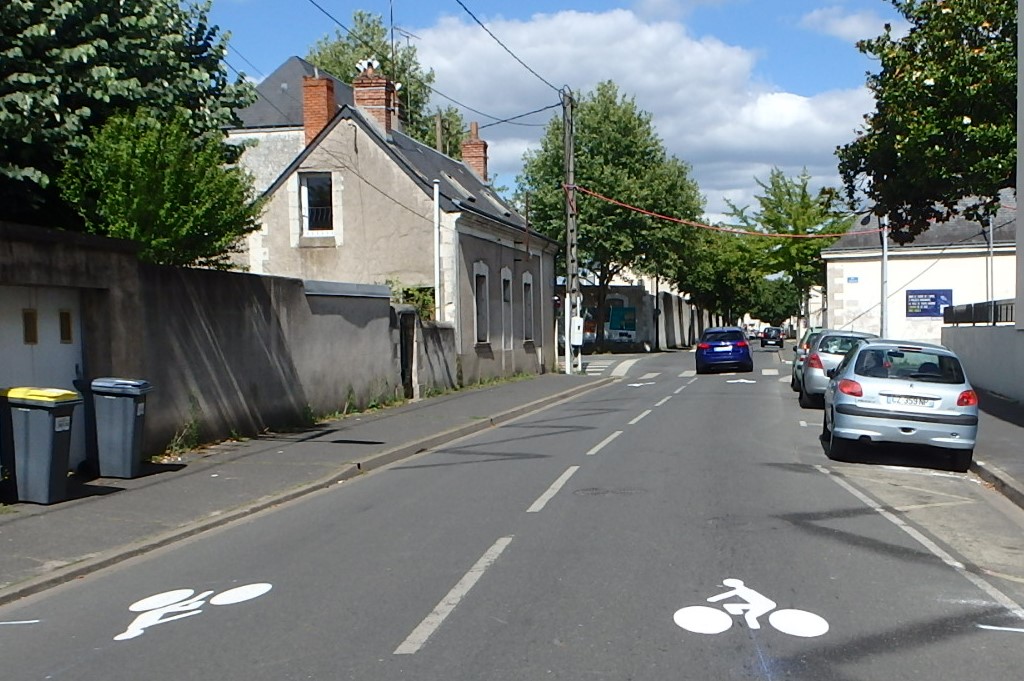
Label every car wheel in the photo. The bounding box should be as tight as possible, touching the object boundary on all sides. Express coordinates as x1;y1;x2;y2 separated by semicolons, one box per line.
825;412;849;461
951;449;973;473
760;341;766;348
798;384;814;409
790;375;800;392
695;365;706;375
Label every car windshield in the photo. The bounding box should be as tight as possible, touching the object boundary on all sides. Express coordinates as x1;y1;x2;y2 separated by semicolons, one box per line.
853;348;965;383
703;331;744;342
817;335;863;356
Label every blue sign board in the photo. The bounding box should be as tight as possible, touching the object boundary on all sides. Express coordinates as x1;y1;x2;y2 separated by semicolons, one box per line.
847;276;859;284
906;289;952;317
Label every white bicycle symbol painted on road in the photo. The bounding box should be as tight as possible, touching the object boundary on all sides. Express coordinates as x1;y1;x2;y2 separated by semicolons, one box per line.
114;583;272;641
674;578;829;638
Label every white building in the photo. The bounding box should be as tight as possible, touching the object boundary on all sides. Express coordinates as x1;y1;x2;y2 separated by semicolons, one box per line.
822;207;1016;344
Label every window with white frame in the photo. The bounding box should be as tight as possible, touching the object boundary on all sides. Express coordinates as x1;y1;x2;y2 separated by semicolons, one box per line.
522;273;534;342
300;172;334;235
474;262;489;343
501;268;513;351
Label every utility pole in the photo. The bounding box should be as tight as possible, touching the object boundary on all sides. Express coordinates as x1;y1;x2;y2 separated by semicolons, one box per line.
880;214;889;338
563;87;580;374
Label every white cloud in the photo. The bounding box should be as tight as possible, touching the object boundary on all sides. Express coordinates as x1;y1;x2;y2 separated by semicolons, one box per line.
799;6;909;44
416;9;873;220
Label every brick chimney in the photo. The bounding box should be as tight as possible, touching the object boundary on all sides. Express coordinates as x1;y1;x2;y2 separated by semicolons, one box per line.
302;75;336;145
461;122;488;182
353;61;399;133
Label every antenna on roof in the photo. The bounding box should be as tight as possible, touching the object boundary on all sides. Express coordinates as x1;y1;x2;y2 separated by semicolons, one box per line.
390;0;396;70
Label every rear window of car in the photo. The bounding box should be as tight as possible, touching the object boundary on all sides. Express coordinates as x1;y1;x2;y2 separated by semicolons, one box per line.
853;348;965;384
764;328;781;337
817;335;863;356
703;331;745;342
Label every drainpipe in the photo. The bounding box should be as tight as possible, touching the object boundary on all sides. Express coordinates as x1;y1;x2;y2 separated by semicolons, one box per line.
434;180;441;322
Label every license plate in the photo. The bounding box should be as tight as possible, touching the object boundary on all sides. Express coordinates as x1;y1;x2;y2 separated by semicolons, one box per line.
887;396;933;407
714;345;732;352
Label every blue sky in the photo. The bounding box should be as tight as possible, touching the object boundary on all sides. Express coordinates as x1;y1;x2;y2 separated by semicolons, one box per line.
209;0;907;220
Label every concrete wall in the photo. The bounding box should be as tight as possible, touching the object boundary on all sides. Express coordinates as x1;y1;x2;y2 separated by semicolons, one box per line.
1;224;399;459
942;325;1024;401
139;269;397;451
416;321;458;395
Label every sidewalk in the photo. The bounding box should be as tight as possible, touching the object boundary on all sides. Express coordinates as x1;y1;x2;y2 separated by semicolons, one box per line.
1;373;1021;607
0;373;612;606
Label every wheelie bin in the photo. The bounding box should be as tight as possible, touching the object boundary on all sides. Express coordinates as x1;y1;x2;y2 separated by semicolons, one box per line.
0;387;82;504
90;378;153;478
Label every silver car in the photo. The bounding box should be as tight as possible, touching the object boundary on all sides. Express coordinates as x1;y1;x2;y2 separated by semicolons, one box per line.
790;330;822;392
822;339;979;471
798;330;877;408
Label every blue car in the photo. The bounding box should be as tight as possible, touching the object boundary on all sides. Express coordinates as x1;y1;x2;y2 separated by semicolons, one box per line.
696;327;754;374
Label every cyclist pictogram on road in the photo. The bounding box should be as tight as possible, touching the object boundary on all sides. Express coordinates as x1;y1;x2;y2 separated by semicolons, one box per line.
674;578;829;638
114;583;272;641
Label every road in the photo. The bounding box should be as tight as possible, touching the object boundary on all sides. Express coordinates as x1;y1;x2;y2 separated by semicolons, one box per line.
2;345;1023;680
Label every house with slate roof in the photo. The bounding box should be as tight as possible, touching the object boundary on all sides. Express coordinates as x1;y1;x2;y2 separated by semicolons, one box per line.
228;57;558;382
821;202;1016;344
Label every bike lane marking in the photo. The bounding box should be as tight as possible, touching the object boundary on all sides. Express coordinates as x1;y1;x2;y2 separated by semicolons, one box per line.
394;536;513;655
527;466;580;513
628;409;652;425
587;431;623;456
815;465;1024;621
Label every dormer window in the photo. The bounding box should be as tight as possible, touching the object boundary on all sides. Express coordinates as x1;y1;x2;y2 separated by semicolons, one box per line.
300;172;334;235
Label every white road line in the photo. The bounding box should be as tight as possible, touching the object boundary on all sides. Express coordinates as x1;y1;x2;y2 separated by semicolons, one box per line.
612;358;642;377
799;420;808;428
816;465;1024;621
679;370;696;378
394;536;514;655
673;385;687;394
655;396;672;407
687;377;698;385
977;624;1024;634
761;368;779;376
640;372;661;380
778;377;790;383
527;466;580;513
587;431;622;456
0;620;40;625
628;409;652;425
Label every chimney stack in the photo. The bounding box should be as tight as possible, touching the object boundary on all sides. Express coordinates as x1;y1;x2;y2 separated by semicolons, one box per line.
353;61;399;133
461;122;488;182
302;75;336;145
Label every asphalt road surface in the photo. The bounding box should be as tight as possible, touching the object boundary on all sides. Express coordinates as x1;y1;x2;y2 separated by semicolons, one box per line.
3;346;1023;680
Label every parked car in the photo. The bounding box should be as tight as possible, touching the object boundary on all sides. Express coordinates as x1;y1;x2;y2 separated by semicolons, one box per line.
696;327;754;374
790;329;824;392
798;330;877;407
822;339;978;471
760;327;784;348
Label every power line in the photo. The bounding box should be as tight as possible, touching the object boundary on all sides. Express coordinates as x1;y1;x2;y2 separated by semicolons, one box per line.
453;0;561;93
477;102;561;131
301;0;536;129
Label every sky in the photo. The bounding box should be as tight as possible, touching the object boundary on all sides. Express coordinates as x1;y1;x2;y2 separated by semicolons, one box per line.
208;0;908;223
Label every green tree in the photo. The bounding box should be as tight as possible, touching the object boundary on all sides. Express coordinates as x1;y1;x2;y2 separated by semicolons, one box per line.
59;109;263;268
747;277;802;326
0;0;254;223
836;0;1016;241
671;230;765;323
306;11;466;157
517;81;704;344
727;169;850;322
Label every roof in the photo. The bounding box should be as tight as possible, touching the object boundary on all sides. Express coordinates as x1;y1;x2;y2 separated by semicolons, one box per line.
245;58;549;241
823;200;1016;255
236;56;354;129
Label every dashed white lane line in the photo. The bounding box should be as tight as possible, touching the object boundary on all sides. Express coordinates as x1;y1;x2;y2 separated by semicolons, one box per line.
629;409;652;425
761;368;779;376
527;466;580;513
673;384;687;394
687;377;698;385
799;420;808;428
612;358;642;377
679;370;696;378
394;536;514;655
587;431;623;456
640;372;661;380
655;396;672;407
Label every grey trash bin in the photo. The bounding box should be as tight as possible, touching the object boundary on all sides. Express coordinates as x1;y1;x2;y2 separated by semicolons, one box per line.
91;378;153;478
0;387;82;505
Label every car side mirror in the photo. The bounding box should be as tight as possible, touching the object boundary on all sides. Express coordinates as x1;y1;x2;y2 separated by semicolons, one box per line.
826;368;836;378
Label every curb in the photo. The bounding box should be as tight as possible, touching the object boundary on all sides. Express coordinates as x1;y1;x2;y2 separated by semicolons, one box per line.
972;459;1024;510
0;377;613;607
